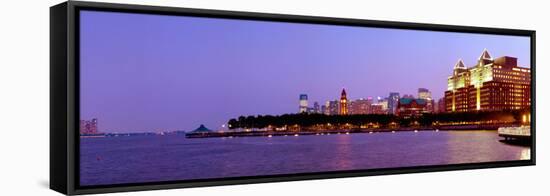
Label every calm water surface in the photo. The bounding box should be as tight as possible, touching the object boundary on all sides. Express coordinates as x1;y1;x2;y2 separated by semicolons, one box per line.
80;130;529;186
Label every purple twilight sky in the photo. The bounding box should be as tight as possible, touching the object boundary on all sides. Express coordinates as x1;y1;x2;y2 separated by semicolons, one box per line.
79;10;530;133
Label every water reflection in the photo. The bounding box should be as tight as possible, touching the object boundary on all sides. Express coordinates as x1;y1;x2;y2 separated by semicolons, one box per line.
520;148;530;160
80;130;530;186
333;135;353;170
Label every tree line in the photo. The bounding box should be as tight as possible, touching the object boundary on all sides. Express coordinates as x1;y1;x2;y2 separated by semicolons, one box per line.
227;109;529;130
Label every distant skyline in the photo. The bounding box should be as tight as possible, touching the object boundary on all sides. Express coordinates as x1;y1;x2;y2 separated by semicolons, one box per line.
80;10;530;132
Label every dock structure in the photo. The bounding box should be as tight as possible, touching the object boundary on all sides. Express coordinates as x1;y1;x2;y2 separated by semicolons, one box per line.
498;126;531;141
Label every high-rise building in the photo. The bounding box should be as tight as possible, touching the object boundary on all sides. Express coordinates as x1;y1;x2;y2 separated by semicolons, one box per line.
327;100;340;115
320;105;327;115
340;88;348;115
313;102;320;113
445;49;531;112
418;88;432;100
349;98;370;114
436;98;446;113
378;97;389;113
418;88;434;113
80;118;98;135
299;94;308;113
388;92;400;115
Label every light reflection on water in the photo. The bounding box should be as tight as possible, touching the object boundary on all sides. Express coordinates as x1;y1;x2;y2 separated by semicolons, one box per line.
520;148;531;160
80;130;530;186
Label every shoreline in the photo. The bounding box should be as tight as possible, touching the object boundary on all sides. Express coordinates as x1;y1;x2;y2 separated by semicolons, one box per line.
185;125;512;139
79;124;525;139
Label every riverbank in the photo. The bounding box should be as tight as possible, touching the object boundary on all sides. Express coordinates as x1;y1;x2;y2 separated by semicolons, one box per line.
185;124;516;138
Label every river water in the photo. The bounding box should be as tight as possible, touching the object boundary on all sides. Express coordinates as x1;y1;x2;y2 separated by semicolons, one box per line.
80;130;529;186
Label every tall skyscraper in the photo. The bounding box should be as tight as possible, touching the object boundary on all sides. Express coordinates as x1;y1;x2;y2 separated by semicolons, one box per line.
418;88;432;100
299;94;308;113
418;88;434;113
340;88;348;115
313;102;320;113
388;92;400;115
321;105;327;115
327;100;339;115
445;49;530;112
378;97;389;113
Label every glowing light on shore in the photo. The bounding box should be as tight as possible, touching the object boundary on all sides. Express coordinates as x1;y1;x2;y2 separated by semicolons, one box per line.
294;134;299;137
268;135;272;137
414;130;418;133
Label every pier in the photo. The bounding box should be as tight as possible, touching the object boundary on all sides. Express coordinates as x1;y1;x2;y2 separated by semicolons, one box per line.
498;126;531;141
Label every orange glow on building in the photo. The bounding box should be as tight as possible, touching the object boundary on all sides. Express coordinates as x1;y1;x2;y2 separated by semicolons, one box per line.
340;88;348;115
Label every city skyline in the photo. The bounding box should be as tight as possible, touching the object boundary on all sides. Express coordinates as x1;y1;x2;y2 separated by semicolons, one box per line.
80;10;530;132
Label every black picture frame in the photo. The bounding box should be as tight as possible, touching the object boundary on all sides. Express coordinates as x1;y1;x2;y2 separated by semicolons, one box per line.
50;1;536;195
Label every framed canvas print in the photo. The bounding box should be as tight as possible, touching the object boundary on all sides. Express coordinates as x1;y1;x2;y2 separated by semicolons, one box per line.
50;1;535;195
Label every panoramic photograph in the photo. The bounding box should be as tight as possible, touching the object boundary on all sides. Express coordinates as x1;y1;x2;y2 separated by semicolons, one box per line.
79;10;532;186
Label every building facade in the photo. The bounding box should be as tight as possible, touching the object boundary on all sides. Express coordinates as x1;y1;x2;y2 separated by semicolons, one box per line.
397;98;428;117
340;88;348;115
349;98;371;115
436;98;446;113
445;49;531;112
388;92;400;115
418;88;434;113
299;94;308;113
369;104;385;114
313;102;320;113
80;118;98;135
326;100;339;115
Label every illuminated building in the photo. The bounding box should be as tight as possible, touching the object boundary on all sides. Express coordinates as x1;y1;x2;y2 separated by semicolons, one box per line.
327;100;339;115
340;88;348;115
418;88;431;99
349;98;370;114
369;104;385;114
445;49;531;112
402;94;414;99
321;105;327;115
418;88;434;113
397;98;427;117
299;94;308;113
378;97;389;113
388;92;400;115
313;102;320;113
80;118;98;135
436;98;445;113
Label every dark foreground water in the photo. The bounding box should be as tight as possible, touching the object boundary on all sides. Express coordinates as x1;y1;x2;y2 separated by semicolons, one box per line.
80;130;529;186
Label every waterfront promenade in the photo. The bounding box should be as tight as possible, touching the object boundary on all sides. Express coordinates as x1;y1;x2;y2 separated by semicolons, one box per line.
185;123;517;138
